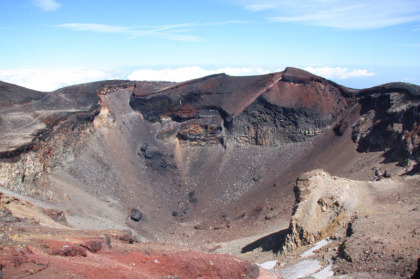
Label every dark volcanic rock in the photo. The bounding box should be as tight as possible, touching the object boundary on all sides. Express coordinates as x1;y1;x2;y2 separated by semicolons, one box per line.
139;144;177;171
351;87;420;170
333;120;348;136
144;146;162;159
358;82;420;97
130;208;142;222
188;191;197;206
0;209;21;223
140;143;148;152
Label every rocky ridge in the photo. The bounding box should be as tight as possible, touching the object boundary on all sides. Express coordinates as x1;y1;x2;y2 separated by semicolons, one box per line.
130;68;353;147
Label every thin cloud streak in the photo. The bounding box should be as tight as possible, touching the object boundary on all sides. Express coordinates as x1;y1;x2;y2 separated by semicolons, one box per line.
33;0;60;11
58;23;201;41
240;0;420;29
58;20;250;41
245;4;277;12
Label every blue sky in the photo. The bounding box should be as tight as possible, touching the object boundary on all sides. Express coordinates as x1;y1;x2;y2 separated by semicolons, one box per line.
0;0;419;91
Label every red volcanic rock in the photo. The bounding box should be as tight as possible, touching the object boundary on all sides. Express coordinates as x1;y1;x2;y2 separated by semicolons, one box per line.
1;236;261;279
81;240;103;253
119;230;137;244
45;241;88;257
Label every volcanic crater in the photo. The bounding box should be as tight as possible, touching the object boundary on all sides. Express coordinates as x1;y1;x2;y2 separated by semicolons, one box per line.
0;67;419;278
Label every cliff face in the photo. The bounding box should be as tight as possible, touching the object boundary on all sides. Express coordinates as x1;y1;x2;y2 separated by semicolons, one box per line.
351;84;420;169
130;67;353;147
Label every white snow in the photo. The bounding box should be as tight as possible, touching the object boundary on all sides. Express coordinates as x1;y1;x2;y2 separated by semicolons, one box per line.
300;238;332;258
278;259;321;279
256;260;278;270
312;262;334;279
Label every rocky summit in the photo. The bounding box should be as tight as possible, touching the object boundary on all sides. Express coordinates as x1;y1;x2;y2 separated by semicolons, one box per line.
0;67;419;278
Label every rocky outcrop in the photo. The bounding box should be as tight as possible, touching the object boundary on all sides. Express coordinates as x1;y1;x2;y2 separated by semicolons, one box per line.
282;170;359;252
231;96;334;145
351;85;420;170
176;116;225;146
275;169;420;278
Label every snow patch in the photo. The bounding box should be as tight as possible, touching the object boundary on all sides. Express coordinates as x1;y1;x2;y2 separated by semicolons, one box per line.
312;262;334;279
300;238;332;258
256;260;278;270
278;259;321;279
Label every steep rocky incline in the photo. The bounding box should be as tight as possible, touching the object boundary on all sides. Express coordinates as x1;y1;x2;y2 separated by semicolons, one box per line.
351;82;420;171
0;80;133;158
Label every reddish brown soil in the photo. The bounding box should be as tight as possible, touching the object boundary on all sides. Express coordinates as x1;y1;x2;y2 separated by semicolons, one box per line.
0;222;265;279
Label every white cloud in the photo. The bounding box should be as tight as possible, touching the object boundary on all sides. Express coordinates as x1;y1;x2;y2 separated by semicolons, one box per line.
240;0;420;29
304;66;375;79
33;0;60;11
0;68;120;91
